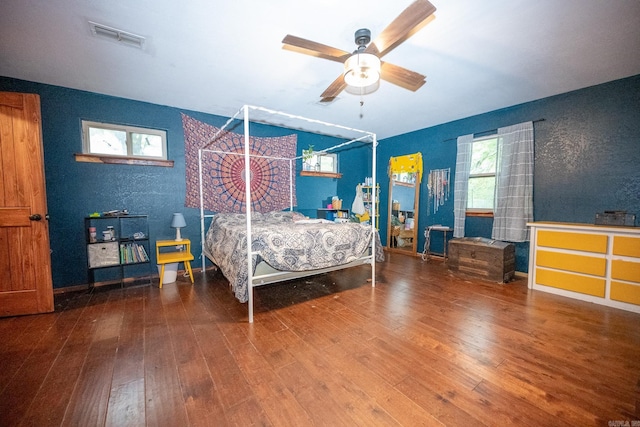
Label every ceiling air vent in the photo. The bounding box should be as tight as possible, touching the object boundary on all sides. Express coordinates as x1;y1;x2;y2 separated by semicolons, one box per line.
89;21;145;49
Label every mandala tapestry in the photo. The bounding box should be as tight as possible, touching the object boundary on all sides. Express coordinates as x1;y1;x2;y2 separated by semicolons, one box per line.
182;113;297;213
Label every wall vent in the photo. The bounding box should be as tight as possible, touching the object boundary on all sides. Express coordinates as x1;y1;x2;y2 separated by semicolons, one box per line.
89;21;145;49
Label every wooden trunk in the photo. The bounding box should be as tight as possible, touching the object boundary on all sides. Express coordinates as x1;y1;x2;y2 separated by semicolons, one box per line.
448;237;515;283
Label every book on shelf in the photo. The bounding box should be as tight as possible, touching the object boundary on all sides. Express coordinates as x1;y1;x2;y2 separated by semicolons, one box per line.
120;242;149;264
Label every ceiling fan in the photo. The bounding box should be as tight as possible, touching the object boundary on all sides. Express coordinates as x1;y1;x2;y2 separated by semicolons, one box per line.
282;0;436;102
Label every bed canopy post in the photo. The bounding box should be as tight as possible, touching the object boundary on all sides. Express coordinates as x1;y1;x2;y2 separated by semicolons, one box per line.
243;105;255;323
371;133;377;288
198;147;206;272
289;158;294;211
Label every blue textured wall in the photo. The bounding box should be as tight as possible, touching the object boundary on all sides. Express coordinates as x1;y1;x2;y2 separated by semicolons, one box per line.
378;74;640;272
2;74;638;286
0;77;357;288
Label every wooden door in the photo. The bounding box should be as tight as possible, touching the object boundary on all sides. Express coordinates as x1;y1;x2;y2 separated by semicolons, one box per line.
0;92;53;316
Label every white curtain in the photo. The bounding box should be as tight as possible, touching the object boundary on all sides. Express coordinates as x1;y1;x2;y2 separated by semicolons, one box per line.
492;122;534;242
453;134;473;237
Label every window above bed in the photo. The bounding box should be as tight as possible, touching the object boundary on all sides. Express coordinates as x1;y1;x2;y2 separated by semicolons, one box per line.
301;152;342;178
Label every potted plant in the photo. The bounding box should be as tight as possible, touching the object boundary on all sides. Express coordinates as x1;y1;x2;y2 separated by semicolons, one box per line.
302;145;314;171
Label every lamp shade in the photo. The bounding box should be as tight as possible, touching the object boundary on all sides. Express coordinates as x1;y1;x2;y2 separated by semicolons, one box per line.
171;213;186;228
343;52;381;88
345;80;380;96
171;213;186;241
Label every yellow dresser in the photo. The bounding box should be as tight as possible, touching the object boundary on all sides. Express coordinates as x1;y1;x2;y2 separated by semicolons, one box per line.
528;222;640;313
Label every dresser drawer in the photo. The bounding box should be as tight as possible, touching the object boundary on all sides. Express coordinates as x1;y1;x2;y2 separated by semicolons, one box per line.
537;230;608;253
613;236;640;258
611;259;640;284
610;281;640;305
535;268;606;297
535;250;606;276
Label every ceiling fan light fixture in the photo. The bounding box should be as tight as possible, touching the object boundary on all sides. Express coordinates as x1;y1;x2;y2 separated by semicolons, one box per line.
345;80;380;96
343;53;381;89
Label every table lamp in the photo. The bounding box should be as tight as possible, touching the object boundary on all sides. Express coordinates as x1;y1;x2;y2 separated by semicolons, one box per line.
171;213;186;241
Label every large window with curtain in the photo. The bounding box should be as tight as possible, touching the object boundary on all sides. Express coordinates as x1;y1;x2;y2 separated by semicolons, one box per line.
467;136;498;212
453;122;534;242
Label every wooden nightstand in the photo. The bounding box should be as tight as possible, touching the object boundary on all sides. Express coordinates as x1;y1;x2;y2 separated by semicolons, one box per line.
156;239;194;288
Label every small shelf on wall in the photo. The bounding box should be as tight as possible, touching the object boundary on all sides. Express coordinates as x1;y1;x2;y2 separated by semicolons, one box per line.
300;171;342;179
75;153;174;167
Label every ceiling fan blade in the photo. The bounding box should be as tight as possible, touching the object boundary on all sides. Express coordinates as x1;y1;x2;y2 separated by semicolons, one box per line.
366;0;436;57
282;35;351;63
380;62;426;91
320;75;348;102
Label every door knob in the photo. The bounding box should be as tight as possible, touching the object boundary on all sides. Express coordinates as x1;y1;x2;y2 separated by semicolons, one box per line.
29;214;42;221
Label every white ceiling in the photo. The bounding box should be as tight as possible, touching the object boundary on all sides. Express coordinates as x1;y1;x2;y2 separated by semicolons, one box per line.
1;0;639;139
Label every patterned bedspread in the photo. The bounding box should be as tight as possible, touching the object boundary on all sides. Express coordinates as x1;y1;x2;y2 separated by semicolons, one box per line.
205;211;384;302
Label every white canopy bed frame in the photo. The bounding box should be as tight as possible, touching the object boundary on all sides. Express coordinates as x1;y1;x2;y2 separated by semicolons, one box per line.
198;105;378;322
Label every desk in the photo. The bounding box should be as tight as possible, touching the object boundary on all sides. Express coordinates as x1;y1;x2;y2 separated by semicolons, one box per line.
422;226;453;262
156;239;194;288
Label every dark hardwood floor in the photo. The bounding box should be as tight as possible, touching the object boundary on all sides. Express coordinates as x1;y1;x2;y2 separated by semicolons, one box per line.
1;252;639;426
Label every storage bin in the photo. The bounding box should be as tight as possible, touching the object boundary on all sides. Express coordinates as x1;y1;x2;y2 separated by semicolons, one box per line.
87;241;119;268
448;237;515;283
157;262;179;284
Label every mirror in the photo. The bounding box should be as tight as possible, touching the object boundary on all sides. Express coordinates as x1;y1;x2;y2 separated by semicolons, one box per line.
387;153;422;254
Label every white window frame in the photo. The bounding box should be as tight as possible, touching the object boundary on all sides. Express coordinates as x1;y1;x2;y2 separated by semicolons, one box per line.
466;136;498;214
81;120;168;160
303;152;338;174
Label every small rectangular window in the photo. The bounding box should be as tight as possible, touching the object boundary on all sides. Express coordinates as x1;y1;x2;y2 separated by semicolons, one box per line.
82;121;167;160
303;153;337;173
467;137;497;211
